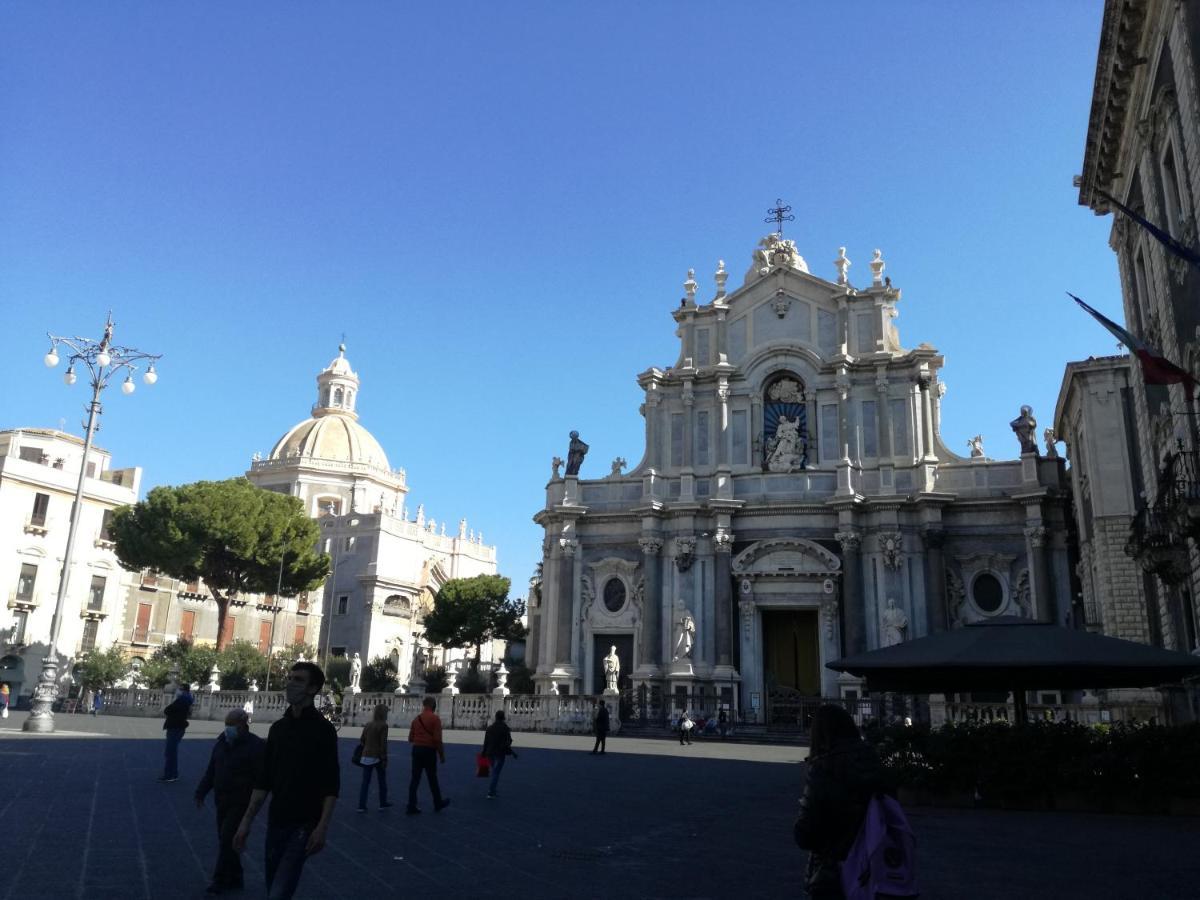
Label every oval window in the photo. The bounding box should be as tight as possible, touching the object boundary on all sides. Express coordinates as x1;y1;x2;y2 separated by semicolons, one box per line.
603;578;626;612
972;573;1004;613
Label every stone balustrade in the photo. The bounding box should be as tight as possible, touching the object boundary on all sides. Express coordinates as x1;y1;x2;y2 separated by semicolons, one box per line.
96;689;621;734
929;695;1166;727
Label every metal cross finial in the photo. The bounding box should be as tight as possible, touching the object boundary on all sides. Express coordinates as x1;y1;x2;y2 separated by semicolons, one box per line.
765;198;794;235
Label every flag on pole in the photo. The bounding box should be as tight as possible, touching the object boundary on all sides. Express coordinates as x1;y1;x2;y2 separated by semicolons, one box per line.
1068;292;1196;392
1097;188;1200;272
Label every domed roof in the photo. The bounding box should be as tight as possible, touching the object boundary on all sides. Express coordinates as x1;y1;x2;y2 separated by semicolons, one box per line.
324;343;354;377
269;414;390;469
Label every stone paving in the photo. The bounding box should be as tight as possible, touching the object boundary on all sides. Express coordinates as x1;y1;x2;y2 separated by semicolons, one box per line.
0;710;1197;899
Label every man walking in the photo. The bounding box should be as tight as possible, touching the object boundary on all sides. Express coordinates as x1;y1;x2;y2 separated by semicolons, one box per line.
233;662;339;900
160;683;194;783
482;709;517;799
591;700;610;755
407;696;450;814
195;709;266;895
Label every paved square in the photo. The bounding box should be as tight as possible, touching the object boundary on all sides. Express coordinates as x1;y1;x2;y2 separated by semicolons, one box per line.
0;712;1196;899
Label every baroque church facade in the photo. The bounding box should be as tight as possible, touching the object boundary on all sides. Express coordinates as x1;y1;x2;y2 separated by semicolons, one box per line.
530;233;1074;715
247;346;499;686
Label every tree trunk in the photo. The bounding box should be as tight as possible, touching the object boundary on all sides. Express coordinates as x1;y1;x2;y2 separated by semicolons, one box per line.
473;642;482;672
213;590;230;651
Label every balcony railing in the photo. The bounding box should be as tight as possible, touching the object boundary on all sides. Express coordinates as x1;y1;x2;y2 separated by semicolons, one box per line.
8;591;37;610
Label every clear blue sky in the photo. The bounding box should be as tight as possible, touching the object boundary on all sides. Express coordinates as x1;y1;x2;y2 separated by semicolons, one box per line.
0;2;1117;594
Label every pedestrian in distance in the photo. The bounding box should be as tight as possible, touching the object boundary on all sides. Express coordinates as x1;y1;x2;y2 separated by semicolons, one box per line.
482;709;517;798
159;683;194;782
357;703;393;812
406;695;450;814
0;683;10;719
678;710;694;745
92;689;104;716
793;704;892;900
590;700;610;755
718;707;729;740
233;662;339;900
82;687;94;716
195;709;266;895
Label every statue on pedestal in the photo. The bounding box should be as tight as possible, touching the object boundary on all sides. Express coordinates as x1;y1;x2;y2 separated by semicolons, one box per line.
566;431;589;476
349;652;363;693
1010;405;1038;455
672;610;696;661
880;598;909;647
603;645;620;693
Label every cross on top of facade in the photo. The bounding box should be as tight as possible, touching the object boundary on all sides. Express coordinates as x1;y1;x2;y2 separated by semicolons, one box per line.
765;198;795;235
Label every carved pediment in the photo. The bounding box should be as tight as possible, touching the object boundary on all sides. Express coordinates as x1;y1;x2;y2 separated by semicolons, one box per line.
732;538;841;577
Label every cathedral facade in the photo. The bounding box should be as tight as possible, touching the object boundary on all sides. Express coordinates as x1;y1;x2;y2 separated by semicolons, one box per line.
530;233;1074;716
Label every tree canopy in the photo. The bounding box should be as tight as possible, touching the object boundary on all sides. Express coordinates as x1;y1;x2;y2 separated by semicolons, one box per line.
111;478;329;650
422;574;525;666
76;645;131;689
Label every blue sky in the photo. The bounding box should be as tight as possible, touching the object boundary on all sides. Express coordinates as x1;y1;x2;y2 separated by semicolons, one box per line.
0;2;1117;593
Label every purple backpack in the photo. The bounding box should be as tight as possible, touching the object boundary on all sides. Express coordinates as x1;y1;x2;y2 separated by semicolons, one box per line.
840;793;918;899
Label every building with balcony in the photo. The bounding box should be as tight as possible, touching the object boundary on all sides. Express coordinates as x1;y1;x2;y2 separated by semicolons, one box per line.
0;428;142;699
1074;0;1200;652
247;346;500;684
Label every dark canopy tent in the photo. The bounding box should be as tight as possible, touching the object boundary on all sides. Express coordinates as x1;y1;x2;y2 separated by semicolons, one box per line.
826;617;1200;721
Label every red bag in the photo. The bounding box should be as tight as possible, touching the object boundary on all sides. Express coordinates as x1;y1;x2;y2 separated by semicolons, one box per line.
475;753;490;778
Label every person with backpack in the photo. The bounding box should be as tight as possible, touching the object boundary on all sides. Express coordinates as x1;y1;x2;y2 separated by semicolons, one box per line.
793;704;897;899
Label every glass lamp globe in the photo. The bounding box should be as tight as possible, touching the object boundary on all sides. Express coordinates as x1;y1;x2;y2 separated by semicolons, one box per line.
142;365;158;385
43;347;59;368
121;376;135;395
63;366;77;386
96;350;111;367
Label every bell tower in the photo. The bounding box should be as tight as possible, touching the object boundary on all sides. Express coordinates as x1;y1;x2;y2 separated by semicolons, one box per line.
312;343;361;419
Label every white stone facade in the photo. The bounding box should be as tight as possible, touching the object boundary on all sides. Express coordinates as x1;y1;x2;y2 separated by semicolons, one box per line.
247;346;500;684
0;429;142;698
531;237;1073;714
1076;0;1200;652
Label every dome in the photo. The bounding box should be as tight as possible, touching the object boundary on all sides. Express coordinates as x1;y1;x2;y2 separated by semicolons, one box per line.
269;414;391;470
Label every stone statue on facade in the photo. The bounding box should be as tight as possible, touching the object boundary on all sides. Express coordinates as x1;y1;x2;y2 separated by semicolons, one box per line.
880;598;909;647
748;233;807;279
1010;405;1038;455
765;415;805;472
349;652;362;693
672;609;696;661
967;435;985;458
1043;427;1059;459
603;645;620;693
565;431;589;476
610;457;626;477
767;378;804;403
551;456;564;479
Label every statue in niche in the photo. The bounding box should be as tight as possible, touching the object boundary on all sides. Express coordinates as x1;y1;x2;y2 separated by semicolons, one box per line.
967;435;985;458
1010;405;1038;455
349;652;362;691
565;431;589;476
551;456;564;479
765;415;806;472
603;645;620;692
672;609;696;661
880;598;909;647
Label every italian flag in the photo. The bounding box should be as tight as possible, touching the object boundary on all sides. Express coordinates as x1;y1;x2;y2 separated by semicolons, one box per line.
1069;292;1196;393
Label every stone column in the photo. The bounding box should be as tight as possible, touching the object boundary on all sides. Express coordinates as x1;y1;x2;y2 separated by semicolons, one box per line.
638;537;663;669
682;381;694;468
751;396;763;466
716;379;730;467
923;528;948;632
836;531;865;655
918;376;936;461
556;538;578;665
1025;525;1057;623
713;529;734;667
537;545;559;671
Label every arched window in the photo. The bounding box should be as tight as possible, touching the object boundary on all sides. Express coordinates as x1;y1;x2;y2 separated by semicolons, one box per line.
333;387;344;407
345;389;354;410
762;374;808;471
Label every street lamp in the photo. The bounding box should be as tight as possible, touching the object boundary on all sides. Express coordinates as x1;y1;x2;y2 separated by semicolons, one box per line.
321;502;340;672
25;313;162;733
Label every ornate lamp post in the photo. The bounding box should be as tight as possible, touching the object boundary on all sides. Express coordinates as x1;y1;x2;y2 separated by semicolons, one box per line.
321;502;340;673
25;313;161;733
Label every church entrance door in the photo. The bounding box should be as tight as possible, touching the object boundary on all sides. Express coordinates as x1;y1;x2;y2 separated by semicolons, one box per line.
761;611;820;728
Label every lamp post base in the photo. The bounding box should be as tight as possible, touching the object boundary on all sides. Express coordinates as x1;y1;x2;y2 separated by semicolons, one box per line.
22;654;61;733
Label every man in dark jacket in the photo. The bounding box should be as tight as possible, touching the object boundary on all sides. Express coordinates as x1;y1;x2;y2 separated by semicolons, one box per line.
195;709;266;895
481;710;517;798
590;701;610;755
793;705;892;899
160;684;194;783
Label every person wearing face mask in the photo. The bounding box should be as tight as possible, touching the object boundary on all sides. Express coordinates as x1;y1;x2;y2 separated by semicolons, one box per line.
234;662;340;900
195;709;266;895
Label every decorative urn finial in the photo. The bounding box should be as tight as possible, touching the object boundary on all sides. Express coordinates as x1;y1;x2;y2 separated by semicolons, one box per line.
870;249;885;286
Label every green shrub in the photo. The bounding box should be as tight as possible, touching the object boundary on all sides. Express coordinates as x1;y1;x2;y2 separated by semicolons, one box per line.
362;656;398;693
424;666;448;694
